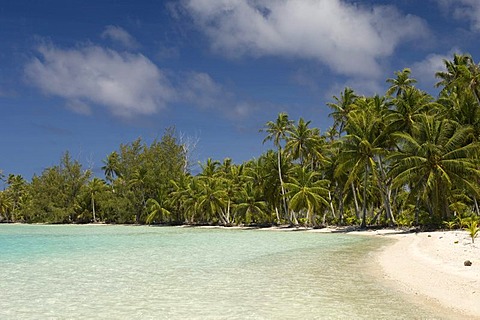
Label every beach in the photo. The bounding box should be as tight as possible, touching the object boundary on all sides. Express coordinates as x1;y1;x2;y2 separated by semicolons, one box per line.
375;230;480;318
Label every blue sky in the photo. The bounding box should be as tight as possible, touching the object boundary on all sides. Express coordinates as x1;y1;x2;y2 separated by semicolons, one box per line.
1;0;480;180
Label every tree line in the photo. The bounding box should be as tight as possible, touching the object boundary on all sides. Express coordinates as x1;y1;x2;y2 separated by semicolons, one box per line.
1;53;480;229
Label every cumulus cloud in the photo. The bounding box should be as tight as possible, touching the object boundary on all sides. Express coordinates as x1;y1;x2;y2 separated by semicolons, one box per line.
180;0;428;78
436;0;480;32
101;25;139;49
411;49;461;88
25;43;174;118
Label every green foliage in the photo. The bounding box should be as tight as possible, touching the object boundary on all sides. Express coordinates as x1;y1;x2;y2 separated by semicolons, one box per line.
464;220;480;243
6;53;480;229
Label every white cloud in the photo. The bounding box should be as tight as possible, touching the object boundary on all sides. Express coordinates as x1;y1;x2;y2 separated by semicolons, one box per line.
181;71;257;119
101;25;139;49
411;48;461;88
181;0;428;78
436;0;480;32
25;43;174;118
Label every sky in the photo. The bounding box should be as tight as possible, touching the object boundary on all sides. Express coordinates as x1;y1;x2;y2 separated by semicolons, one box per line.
1;0;480;180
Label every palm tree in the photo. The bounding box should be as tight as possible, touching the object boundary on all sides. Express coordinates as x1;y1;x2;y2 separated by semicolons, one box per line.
336;106;387;228
284;166;329;227
389;115;480;221
285;118;320;167
386;68;417;97
145;197;171;224
235;182;268;225
102;151;121;182
327;87;358;136
385;88;439;135
86;178;106;222
0;191;13;222
261;112;293;223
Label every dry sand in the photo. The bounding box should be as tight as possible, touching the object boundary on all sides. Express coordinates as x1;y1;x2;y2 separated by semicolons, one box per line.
374;230;480;318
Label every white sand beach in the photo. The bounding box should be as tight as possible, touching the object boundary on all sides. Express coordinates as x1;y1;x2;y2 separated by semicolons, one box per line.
376;230;480;318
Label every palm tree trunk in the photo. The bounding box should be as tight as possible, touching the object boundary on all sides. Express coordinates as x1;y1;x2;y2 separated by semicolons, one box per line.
351;182;360;219
474;197;480;216
374;157;395;226
361;164;368;229
91;195;96;223
275;207;281;224
277;148;290;224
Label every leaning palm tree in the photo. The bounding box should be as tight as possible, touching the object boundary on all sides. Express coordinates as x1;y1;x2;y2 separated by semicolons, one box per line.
145;197;171;224
261;112;293;223
284;166;330;227
389;115;480;221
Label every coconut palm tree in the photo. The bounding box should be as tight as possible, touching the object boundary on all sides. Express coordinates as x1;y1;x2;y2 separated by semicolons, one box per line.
86;177;107;222
389;115;480;221
386;68;417;97
327;87;358;136
284;166;330;227
0;191;13;222
145;197;171;224
261;112;293;223
235;182;268;225
336;105;387;228
102;151;121;182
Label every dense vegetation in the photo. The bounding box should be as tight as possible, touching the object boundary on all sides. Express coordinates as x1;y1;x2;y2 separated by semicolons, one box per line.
1;54;480;229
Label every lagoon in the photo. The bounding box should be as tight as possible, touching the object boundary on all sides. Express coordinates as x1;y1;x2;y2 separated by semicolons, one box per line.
0;225;440;319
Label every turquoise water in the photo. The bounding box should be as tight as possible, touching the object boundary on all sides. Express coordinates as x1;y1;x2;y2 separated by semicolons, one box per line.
0;225;441;319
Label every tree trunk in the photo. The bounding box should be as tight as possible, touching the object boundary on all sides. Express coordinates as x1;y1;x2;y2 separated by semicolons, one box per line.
351;182;360;219
91;195;96;223
277;148;290;224
361;164;368;229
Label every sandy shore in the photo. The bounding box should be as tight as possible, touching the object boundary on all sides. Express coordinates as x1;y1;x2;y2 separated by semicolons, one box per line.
373;230;480;318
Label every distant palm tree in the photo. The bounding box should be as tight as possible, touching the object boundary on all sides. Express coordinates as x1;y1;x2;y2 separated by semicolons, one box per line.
102;151;121;182
86;177;106;222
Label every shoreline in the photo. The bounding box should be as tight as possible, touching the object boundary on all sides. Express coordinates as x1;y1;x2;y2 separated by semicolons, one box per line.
375;230;480;319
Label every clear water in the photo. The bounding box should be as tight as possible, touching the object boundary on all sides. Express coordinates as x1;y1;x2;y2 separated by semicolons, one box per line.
0;225;443;319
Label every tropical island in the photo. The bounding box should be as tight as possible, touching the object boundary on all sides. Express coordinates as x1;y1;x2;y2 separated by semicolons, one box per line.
1;54;480;318
1;54;480;232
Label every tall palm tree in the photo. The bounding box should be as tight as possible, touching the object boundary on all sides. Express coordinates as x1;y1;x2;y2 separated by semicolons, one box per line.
389;115;480;221
284;166;329;227
261;112;293;223
86;177;106;222
336;106;387;228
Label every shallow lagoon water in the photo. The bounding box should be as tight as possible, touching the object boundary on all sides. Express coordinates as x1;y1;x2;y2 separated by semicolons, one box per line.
0;225;442;319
